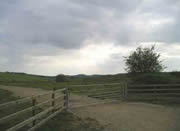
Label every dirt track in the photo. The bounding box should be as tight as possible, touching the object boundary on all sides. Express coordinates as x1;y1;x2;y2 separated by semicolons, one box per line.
72;102;180;131
0;85;48;97
1;85;180;131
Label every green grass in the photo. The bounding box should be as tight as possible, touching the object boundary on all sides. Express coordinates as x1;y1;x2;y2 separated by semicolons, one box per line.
1;71;180;92
39;111;104;131
0;72;129;91
0;72;65;90
0;89;32;130
0;88;20;104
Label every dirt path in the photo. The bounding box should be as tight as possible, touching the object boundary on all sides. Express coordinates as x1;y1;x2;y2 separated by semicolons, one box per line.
71;102;180;131
1;85;180;131
0;85;48;97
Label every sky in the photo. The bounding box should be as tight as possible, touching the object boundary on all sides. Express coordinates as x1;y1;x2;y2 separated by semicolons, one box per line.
0;0;180;76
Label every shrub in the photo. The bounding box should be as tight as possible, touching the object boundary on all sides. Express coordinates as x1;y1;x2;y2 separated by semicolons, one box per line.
130;73;180;84
56;74;69;82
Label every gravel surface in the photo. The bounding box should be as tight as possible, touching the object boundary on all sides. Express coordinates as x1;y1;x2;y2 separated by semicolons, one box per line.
72;102;180;131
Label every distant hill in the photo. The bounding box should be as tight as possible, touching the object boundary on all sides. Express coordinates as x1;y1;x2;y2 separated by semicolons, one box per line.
0;71;180;90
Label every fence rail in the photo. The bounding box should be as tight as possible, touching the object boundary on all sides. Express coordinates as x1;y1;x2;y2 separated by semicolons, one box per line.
69;83;125;108
0;87;67;131
2;83;180;130
127;84;180;101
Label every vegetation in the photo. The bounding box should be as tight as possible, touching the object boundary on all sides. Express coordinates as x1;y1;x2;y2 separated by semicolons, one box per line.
124;45;164;73
56;74;69;82
0;72;129;90
39;111;104;131
130;72;180;84
1;71;180;89
0;89;31;130
0;88;19;104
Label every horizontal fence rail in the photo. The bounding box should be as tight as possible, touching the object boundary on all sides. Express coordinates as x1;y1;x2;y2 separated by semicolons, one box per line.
0;91;54;109
127;84;180;101
69;83;126;108
68;83;125;87
128;84;180;88
0;88;67;131
27;107;64;131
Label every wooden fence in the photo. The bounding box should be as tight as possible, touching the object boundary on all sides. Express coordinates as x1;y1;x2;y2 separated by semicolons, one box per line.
0;88;68;131
68;83;126;108
2;83;180;130
127;84;180;101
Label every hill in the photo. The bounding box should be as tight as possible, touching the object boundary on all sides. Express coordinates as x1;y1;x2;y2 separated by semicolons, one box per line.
0;71;180;90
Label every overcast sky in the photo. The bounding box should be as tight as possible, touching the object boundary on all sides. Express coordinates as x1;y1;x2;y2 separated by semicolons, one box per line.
0;0;180;76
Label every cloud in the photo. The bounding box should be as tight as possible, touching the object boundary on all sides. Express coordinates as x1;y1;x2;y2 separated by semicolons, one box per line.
0;0;180;75
1;0;144;48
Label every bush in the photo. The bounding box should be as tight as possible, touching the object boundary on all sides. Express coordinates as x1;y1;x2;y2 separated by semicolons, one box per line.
170;71;180;77
56;74;69;82
130;73;180;84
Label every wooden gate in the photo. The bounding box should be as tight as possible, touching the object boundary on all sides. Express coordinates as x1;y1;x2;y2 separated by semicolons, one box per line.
68;83;127;108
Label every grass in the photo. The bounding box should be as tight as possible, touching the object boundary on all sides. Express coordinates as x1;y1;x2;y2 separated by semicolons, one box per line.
0;72;60;90
0;88;19;104
0;89;32;130
39;111;104;131
0;72;129;90
1;72;180;90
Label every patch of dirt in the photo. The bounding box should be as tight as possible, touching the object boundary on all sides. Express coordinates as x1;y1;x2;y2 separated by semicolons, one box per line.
71;102;180;131
0;85;48;97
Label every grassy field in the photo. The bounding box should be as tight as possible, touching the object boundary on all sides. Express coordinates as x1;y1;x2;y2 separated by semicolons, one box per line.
0;72;129;90
0;72;58;90
0;71;180;92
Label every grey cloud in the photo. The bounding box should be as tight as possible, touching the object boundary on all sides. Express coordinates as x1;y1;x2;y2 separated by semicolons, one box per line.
1;0;144;49
1;0;180;74
1;0;180;49
150;15;180;43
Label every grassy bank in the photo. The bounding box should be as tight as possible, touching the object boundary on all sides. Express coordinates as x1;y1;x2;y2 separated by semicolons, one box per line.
0;88;19;104
39;111;104;131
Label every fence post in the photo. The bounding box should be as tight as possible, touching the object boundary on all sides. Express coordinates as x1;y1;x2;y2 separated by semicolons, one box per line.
64;87;69;111
51;87;55;113
32;97;36;127
124;83;128;99
154;85;157;102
